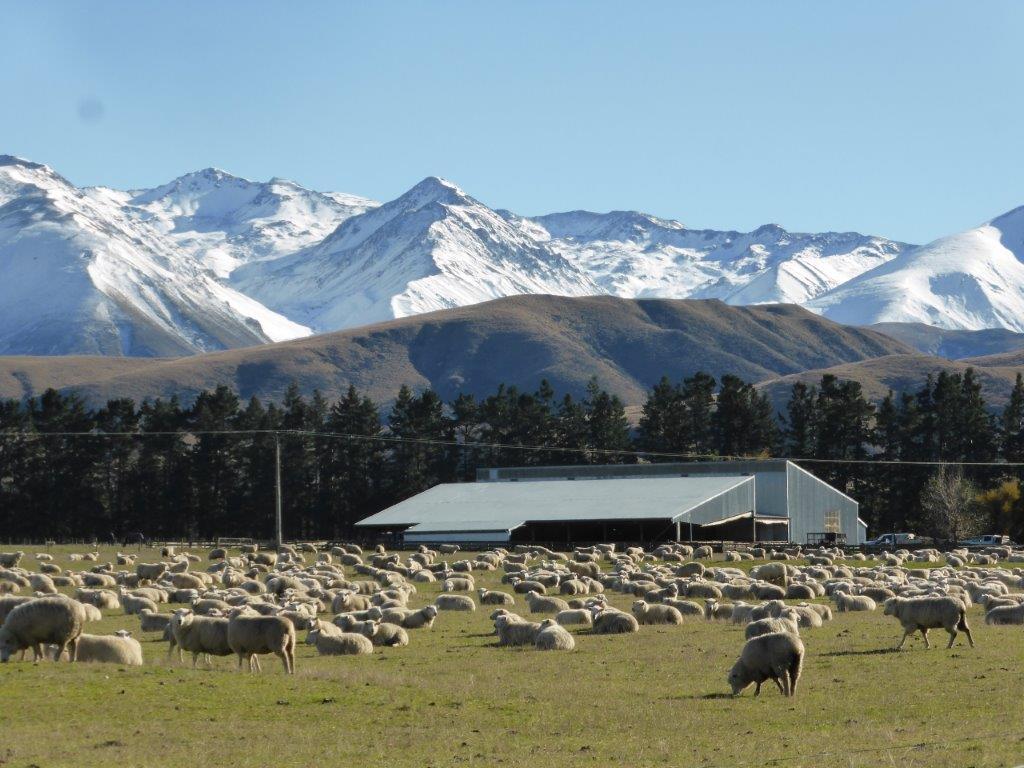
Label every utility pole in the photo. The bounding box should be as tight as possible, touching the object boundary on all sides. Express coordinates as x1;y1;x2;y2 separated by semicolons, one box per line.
274;432;283;549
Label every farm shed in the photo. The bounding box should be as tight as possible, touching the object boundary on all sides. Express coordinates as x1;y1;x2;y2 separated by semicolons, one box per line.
357;473;791;545
476;460;862;545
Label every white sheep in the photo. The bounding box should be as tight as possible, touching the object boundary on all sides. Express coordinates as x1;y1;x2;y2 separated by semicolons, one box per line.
834;591;876;612
0;551;24;568
168;609;233;667
882;596;975;650
360;620;409;647
728;631;804;697
534;619;575;651
554;608;593;627
524;590;569;614
308;627;373;655
138;608;171;633
744;616;799;640
400;605;439;629
226;612;296;674
0;595;86;662
985;603;1024;625
495;615;542;646
590;607;640;634
435;594;477;612
58;630;143;666
477;588;515;606
631;599;683;625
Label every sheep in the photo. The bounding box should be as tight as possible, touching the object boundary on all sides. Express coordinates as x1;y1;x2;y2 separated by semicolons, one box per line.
477;588;515;606
227;612;296;674
308;627;373;655
534;619;575;651
631;600;683;626
745;617;800;640
0;552;24;568
554;608;593;627
495;615;542;646
728;632;804;697
58;630;144;666
360;620;409;647
590;607;640;634
120;591;159;616
834;591;876;612
442;577;475;592
798;602;833;622
524;590;570;614
785;584;816;600
400;605;439;629
136;563;167;582
0;596;86;662
138;608;171;634
435;594;476;612
985;603;1024;625
0;595;33;624
168;609;233;667
883;596;974;650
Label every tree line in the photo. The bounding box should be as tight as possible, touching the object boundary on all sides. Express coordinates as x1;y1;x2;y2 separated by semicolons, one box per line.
1;369;1023;542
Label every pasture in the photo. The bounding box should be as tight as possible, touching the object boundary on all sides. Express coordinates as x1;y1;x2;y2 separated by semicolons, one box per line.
1;544;1023;768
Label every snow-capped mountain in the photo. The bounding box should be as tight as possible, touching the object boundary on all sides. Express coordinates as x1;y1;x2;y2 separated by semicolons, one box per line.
808;207;1024;332
0;156;311;356
233;177;602;330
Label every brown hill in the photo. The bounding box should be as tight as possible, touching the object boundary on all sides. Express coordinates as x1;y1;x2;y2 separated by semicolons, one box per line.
0;295;912;408
756;353;1024;415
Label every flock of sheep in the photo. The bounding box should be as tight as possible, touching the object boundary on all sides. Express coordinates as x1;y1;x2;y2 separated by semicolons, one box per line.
1;539;1023;697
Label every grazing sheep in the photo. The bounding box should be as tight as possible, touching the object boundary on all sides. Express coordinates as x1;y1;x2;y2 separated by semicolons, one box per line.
0;596;86;662
745;617;799;640
554;608;593;627
308;627;373;655
834;591;876;612
631;600;683;625
590;607;640;634
985;603;1024;625
168;609;233;667
477;588;515;606
60;631;143;666
728;632;804;697
435;594;476;612
360;620;409;647
883;596;974;650
524;591;570;614
138;608;171;634
227;612;296;674
534;619;575;651
495;615;542;646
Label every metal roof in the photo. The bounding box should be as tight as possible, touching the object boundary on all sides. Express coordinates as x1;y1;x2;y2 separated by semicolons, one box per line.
405;520;526;534
357;475;754;531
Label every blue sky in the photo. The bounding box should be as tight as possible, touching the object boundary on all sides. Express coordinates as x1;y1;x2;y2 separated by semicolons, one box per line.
2;1;1022;244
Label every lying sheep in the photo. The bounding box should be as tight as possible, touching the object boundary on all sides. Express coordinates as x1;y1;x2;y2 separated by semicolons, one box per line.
883;596;974;650
590;607;640;634
227;612;296;674
663;598;705;617
0;551;24;568
524;590;569;614
985;603;1024;625
435;594;476;612
442;577;475;592
0;596;86;662
477;588;515;606
554;608;593;627
400;605;439;629
120;592;159;616
834;591;876;612
58;630;143;666
138;608;171;634
76;589;120;611
495;615;542;646
360;620;409;647
534;619;575;651
308;627;373;655
631;600;683;625
728;631;804;697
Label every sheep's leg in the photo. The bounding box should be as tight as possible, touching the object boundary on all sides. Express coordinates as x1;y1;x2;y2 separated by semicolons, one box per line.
68;637;78;662
275;650;288;674
920;628;930;649
32;644;43;662
236;652;245;671
946;628;957;649
192;652;199;669
753;681;761;696
962;622;975;648
896;630;911;650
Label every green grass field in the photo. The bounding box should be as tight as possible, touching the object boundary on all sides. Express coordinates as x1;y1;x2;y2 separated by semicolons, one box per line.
2;545;1023;768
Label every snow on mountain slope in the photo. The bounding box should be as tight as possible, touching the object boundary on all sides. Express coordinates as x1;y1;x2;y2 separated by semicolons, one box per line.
129;168;376;278
528;212;907;305
0;156;310;356
233;177;601;331
808;207;1024;332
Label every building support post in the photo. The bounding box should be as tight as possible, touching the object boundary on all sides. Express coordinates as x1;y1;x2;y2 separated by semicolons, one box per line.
675;520;681;542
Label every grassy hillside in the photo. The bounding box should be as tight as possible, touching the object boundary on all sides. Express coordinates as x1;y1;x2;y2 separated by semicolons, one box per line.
0;296;911;407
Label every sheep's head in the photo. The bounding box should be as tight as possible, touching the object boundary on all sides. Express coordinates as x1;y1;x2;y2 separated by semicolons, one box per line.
882;598;897;616
0;627;18;662
727;661;752;695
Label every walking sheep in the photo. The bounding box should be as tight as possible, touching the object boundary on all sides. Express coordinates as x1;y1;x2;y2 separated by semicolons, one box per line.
728;632;804;697
883;596;974;650
534;619;575;651
227;612;296;674
0;596;86;662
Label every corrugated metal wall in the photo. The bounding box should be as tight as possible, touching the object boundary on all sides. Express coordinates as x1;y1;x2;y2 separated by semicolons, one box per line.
683;477;756;525
785;463;860;544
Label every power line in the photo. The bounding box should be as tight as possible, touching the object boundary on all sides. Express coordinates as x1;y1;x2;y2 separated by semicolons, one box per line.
0;427;1022;468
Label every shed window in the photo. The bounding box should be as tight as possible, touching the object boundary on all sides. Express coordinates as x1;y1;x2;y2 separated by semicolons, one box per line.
823;510;840;533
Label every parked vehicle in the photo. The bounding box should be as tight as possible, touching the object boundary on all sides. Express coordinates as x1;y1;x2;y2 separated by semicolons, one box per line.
961;534;1015;547
864;532;918;547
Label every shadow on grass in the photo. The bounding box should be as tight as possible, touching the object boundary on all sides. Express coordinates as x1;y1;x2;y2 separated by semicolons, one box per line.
668;692;734;700
821;647;899;657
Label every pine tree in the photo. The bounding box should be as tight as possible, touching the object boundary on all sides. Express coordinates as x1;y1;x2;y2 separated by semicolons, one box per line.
1002;373;1024;462
783;382;817;458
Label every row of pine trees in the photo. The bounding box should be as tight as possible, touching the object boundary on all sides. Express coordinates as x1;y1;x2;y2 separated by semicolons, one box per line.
2;369;1024;542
